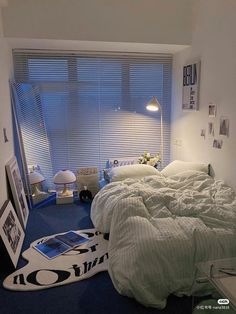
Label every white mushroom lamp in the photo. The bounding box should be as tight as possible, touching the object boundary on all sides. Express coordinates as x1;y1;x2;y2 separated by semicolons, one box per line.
29;171;47;197
53;170;76;197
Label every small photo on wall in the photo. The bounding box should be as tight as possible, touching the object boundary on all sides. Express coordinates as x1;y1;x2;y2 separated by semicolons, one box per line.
208;104;217;117
213;139;223;149
0;200;25;268
6;156;29;229
208;122;215;137
200;129;206;138
219;117;229;137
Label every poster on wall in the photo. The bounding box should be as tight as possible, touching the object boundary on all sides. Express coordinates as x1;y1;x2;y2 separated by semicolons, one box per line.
6;156;29;229
182;61;201;111
219;117;230;137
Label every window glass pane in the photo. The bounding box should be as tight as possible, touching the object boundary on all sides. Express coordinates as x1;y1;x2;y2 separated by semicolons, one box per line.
13;52;172;190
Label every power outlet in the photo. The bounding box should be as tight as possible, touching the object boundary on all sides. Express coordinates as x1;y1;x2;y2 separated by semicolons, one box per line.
177;139;182;146
173;138;182;146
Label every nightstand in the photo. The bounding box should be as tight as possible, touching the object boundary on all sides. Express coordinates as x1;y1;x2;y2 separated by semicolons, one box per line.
76;167;99;198
195;257;236;312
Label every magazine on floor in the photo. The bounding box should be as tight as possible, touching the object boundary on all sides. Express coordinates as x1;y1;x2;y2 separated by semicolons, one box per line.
33;231;90;259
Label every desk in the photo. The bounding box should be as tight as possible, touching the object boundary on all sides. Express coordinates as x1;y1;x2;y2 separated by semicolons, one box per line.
197;257;236;311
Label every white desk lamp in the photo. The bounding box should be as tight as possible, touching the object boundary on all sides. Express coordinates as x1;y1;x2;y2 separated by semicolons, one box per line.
53;170;76;197
28;171;47;197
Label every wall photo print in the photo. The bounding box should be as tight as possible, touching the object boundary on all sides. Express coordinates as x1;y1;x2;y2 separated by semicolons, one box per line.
208;103;217;117
219;117;229;137
208;122;215;137
6;156;29;229
0;200;25;268
182;61;200;111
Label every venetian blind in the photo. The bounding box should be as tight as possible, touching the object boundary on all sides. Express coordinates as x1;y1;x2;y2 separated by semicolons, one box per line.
13;50;172;185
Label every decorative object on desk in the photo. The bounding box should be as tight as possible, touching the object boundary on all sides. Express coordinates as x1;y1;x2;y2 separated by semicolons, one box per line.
0;200;25;268
53;170;76;204
3;228;108;291
182;61;200;111
6;156;29;229
145;96;163;165
79;186;93;202
77;167;99;197
138;151;161;168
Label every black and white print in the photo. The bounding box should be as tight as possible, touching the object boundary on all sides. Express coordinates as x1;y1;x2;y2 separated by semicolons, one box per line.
0;201;25;268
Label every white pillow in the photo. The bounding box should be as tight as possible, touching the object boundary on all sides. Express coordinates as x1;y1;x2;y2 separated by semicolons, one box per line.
109;164;161;182
161;160;209;177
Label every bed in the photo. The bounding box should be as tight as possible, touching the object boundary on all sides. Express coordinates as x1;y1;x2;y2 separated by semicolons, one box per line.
91;160;236;309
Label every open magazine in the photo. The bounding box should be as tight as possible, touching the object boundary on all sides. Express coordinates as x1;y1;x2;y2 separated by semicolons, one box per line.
33;231;90;259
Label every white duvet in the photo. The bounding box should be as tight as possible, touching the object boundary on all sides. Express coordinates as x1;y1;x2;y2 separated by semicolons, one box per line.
91;171;236;308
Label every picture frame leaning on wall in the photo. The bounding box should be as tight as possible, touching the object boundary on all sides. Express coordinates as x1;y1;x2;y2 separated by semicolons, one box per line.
6;156;29;229
182;61;201;111
0;200;25;268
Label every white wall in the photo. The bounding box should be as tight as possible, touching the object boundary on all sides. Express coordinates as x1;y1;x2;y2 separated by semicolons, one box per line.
171;0;236;190
0;7;14;208
2;0;194;45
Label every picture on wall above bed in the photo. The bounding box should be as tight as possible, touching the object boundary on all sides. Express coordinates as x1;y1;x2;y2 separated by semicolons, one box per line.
208;103;217;117
219;117;230;137
182;61;200;111
208;122;215;137
213;139;223;149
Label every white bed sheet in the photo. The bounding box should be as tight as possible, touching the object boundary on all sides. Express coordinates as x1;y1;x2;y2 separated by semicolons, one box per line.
91;170;236;308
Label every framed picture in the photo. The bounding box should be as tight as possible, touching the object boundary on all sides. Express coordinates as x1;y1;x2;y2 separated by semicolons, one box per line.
6;156;29;229
213;139;223;149
0;200;25;268
208;103;217;117
208;122;215;137
182;61;201;111
219;117;230;137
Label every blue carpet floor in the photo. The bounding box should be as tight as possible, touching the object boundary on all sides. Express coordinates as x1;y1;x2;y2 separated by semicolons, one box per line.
0;201;203;314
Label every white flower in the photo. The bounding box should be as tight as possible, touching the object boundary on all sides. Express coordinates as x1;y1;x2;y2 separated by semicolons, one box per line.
138;151;161;167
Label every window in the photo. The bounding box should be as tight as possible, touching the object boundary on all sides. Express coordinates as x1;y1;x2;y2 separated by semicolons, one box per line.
13;50;172;186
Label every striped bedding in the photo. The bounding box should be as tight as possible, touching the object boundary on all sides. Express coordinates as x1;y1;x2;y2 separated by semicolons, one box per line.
91;170;236;308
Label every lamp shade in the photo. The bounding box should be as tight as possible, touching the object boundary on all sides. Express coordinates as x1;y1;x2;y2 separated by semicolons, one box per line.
29;171;45;185
53;170;76;185
146;96;161;112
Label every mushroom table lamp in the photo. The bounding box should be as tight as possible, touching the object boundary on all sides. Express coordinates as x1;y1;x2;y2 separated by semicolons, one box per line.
53;170;76;203
29;171;47;197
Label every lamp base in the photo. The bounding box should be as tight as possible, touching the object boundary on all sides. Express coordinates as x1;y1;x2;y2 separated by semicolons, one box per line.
56;192;74;204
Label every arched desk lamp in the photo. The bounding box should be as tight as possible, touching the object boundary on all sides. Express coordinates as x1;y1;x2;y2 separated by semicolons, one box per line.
53;170;76;204
145;96;163;166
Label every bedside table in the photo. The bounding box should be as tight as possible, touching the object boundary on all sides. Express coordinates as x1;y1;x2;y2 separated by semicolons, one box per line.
76;167;99;197
196;257;236;312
